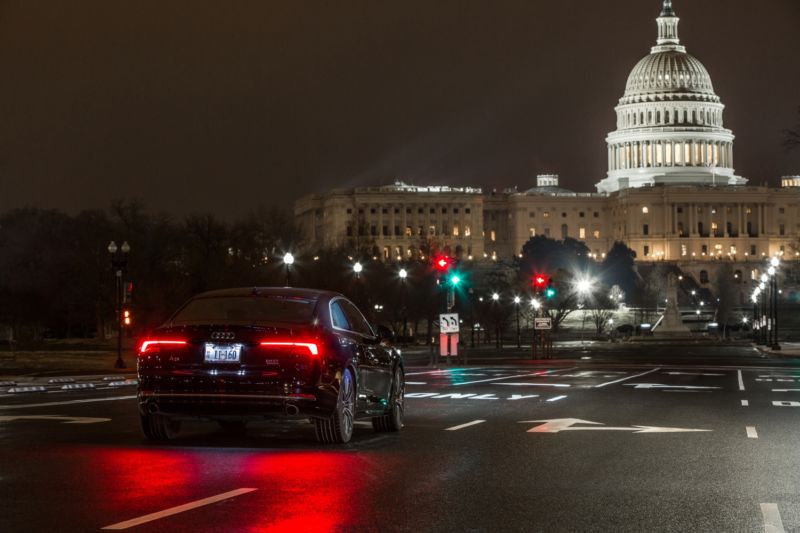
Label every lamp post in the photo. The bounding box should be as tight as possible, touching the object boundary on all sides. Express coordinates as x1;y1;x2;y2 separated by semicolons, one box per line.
769;256;781;349
352;261;363;307
531;298;541;359
283;252;295;287
576;277;593;347
513;296;521;348
491;292;500;349
108;240;130;369
399;268;408;345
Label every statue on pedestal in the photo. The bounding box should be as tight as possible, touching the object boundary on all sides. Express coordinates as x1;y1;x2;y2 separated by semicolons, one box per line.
655;273;691;335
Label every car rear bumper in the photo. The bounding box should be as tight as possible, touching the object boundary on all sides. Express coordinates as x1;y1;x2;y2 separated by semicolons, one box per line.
137;388;336;419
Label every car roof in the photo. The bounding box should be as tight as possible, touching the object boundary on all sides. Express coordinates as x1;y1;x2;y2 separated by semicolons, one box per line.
193;287;341;300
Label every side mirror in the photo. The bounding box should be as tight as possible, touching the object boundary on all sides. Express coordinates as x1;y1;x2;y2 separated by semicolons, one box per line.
375;324;395;344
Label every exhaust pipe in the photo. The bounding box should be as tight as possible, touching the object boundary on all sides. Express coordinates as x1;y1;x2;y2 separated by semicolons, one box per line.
285;403;299;416
147;402;159;414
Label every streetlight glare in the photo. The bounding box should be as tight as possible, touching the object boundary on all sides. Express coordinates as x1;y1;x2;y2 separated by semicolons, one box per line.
771;256;780;267
353;262;363;274
531;299;541;310
283;252;295;265
491;293;499;301
513;296;521;304
399;268;408;279
576;277;593;294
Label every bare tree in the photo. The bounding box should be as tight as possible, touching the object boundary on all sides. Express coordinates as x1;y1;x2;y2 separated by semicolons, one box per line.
784;106;800;151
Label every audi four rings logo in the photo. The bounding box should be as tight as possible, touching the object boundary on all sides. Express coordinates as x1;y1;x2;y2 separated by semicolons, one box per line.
210;331;235;340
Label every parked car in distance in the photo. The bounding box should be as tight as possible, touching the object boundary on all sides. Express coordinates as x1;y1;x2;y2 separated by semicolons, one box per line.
137;287;404;444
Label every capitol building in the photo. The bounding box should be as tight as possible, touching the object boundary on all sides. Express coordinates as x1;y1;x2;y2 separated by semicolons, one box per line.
295;1;799;293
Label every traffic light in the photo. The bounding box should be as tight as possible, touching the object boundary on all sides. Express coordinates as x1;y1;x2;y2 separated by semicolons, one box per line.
449;273;461;286
123;308;132;326
545;286;556;299
533;274;549;290
434;256;452;272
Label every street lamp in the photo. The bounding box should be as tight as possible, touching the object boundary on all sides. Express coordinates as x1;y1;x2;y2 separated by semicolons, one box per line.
353;261;363;278
108;240;131;369
492;292;500;302
283;252;295;287
575;276;594;347
490;293;500;348
399;268;408;344
513;296;521;348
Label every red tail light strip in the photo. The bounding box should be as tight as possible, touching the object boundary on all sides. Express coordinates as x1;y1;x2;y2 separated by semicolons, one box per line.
259;341;319;356
140;340;188;354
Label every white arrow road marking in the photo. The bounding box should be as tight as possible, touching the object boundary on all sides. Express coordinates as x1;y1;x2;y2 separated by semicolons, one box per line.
663;372;724;376
761;503;786;533
0;415;111;424
102;488;258;530
625;383;721;390
518;418;711;434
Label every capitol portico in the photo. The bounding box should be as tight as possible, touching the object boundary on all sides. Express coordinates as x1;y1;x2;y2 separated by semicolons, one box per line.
295;1;800;297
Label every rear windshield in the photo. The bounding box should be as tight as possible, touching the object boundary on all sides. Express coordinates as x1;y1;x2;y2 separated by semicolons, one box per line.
171;296;316;325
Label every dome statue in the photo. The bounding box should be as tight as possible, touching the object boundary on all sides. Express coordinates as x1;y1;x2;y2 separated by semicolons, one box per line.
595;1;747;194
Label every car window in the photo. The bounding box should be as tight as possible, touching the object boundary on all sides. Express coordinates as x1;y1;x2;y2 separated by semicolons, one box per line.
340;300;374;337
330;301;351;331
172;296;316;325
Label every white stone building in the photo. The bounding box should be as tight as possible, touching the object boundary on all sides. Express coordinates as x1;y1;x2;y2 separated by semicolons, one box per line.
295;1;800;296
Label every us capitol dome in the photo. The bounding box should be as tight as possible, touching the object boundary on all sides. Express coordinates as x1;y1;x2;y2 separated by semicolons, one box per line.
596;0;747;193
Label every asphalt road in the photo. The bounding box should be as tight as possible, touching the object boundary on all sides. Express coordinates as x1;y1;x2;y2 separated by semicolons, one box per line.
2;346;800;532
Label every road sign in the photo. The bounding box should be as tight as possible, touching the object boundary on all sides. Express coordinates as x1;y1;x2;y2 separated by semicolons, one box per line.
440;313;460;333
518;418;711;434
534;317;552;330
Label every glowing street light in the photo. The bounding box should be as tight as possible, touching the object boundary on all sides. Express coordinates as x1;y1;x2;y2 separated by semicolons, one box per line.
398;268;408;280
283;252;295;286
353;261;363;278
492;292;500;302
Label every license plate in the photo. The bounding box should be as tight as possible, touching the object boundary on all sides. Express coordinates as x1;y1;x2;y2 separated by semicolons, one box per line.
204;343;242;363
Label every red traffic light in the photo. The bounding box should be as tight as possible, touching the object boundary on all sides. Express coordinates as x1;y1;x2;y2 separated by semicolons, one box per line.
434;256;452;271
533;274;549;288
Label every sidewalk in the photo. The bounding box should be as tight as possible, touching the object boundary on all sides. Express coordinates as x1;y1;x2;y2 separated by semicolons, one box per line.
0;350;135;378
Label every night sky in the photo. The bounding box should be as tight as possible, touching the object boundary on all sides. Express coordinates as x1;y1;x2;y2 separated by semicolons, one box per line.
0;0;798;217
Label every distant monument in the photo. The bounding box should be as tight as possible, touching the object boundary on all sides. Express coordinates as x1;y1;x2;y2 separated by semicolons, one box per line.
655;273;691;335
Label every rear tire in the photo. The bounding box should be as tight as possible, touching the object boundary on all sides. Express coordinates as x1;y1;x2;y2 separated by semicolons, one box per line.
140;412;181;441
315;368;355;444
372;366;404;432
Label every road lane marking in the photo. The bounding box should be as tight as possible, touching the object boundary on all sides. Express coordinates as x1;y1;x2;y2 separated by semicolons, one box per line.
760;503;786;533
771;389;800;392
445;420;485;431
626;384;721;390
405;382;427;385
663;372;724;376
405;370;450;376
594;368;660;388
0;395;136;410
741;400;749;406
519;418;711;434
0;415;110;424
738;370;745;391
453;367;576;386
101;488;257;530
496;383;570;387
746;426;758;439
546;395;567;402
508;394;539;401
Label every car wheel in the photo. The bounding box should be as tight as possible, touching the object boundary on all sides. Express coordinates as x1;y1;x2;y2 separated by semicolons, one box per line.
140;412;181;441
315;368;355;444
372;366;404;432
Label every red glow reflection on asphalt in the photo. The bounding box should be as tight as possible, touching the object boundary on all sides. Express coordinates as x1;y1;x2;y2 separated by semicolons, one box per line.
91;447;200;505
243;452;368;532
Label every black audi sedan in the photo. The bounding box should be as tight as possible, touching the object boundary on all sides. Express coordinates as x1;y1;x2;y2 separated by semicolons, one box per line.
137;287;404;444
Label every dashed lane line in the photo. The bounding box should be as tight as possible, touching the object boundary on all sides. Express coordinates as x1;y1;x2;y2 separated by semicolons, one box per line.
101;488;258;530
760;503;786;533
445;420;486;431
546;395;568;402
746;426;758;439
593;368;660;388
741;400;749;406
0;395;136;410
738;370;745;391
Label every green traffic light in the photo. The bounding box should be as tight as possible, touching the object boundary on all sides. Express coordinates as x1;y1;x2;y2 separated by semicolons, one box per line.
450;275;461;286
545;287;556;299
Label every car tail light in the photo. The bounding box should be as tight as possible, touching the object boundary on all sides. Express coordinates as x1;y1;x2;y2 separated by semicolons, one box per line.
259;341;320;356
139;339;188;355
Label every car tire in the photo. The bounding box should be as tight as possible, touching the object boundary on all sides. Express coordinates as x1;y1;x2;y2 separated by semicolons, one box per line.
314;368;355;444
372;366;404;432
140;412;181;441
